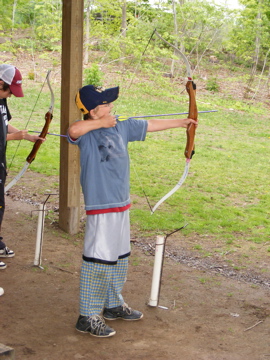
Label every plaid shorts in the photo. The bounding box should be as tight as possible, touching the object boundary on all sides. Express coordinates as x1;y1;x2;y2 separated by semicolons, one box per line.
79;257;128;316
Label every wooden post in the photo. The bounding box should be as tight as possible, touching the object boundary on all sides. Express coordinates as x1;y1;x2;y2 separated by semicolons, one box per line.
59;0;84;234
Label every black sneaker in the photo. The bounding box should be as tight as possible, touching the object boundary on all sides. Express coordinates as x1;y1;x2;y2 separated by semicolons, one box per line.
103;303;143;321
0;247;15;258
75;315;116;338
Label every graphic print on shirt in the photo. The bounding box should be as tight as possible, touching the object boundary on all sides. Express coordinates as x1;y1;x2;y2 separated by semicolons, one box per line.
0;105;9;127
0;103;8;166
96;130;126;162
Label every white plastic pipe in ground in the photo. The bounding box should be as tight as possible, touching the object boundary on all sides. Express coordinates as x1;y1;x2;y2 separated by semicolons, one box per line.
148;235;165;307
34;204;46;266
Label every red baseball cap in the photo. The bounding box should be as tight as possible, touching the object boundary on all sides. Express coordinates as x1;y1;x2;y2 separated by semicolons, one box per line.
0;64;24;97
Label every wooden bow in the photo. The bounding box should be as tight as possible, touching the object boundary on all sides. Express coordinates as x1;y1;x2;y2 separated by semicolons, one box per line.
151;31;198;214
5;70;54;192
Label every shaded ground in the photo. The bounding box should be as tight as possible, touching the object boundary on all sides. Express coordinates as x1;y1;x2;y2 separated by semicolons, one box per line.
0;172;269;360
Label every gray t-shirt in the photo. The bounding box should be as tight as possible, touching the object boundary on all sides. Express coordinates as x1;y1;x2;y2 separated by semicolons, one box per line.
68;117;147;211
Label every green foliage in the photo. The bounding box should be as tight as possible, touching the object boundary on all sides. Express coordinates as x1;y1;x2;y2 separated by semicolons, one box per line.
1;0;270;68
225;0;270;63
84;64;104;87
206;78;219;92
0;0;62;52
28;71;35;80
173;0;233;54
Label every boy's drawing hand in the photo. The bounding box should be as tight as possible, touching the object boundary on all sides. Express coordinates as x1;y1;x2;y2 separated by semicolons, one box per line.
100;115;117;128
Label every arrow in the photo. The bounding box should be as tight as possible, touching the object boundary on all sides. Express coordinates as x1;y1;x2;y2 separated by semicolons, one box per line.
126;110;216;119
29;131;67;138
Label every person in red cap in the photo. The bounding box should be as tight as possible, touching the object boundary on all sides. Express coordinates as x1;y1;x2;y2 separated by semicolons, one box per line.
0;64;44;289
0;64;24;97
68;85;198;337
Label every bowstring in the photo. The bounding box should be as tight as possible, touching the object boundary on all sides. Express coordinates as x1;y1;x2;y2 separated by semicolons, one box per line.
128;29;188;213
125;30;157;212
129;152;153;213
99;12;155;68
7;71;49;173
125;29;156;90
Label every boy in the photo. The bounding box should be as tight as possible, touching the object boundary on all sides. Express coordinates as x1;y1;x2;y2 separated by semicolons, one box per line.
68;85;197;337
0;64;44;278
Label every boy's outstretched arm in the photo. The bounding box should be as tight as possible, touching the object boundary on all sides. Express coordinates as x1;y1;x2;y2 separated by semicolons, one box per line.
147;118;197;132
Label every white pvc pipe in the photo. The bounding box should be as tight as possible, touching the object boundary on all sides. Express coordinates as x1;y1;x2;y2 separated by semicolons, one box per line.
34;204;46;266
148;235;165;307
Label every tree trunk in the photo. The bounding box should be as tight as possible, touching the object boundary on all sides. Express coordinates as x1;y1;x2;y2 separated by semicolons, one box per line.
84;0;91;65
12;0;18;32
245;0;262;98
121;0;127;37
170;0;178;77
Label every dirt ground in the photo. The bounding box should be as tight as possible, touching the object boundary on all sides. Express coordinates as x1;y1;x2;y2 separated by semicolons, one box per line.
0;172;269;360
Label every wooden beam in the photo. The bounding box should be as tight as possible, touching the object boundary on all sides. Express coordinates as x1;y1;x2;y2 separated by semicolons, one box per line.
59;0;84;234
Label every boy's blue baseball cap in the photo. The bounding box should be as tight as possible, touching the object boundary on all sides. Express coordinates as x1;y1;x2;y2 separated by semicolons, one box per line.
75;85;119;114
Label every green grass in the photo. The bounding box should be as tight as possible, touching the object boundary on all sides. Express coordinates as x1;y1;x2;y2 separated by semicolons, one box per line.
5;70;270;246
